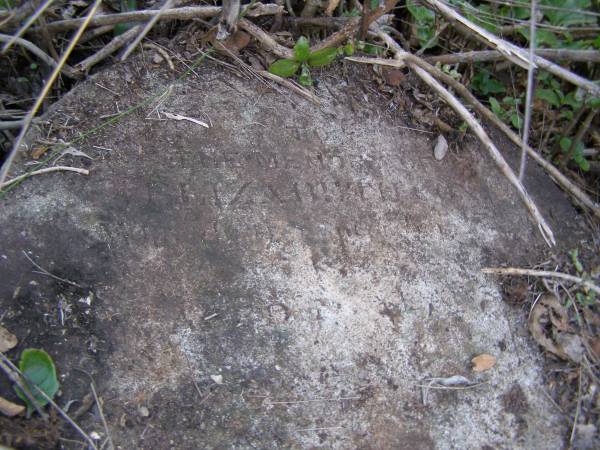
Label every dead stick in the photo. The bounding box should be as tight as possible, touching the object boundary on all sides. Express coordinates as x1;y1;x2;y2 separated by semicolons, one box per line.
40;3;282;33
422;0;600;97
366;28;556;246
0;1;101;186
350;48;600;219
1;0;54;53
121;0;174;62
238;18;293;59
0;166;89;189
76;25;140;73
0;33;79;78
258;70;320;104
482;267;600;295
426;49;600;65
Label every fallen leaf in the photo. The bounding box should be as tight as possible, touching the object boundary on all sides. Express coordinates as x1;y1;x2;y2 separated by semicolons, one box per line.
210;374;223;385
529;295;569;360
435;375;472;386
0;325;17;352
31;145;49;159
555;332;584;363
471;353;496;372
382;67;404;87
0;396;25;417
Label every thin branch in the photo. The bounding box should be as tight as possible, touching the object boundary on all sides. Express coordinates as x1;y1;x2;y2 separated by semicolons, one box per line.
422;0;600;97
350;31;556;245
481;267;600;295
90;382;114;450
258;70;320;104
76;25;140;74
40;3;282;33
425;49;600;65
238;18;293;59
352;46;600;219
0;33;79;78
0;166;89;189
1;0;54;53
121;0;174;62
22;250;81;287
0;0;102;186
518;0;537;181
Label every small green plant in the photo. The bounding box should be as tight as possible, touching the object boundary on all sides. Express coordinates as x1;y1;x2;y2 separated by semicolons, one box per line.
114;0;137;36
568;249;597;307
268;37;340;87
471;71;506;96
489;96;523;130
14;348;60;417
406;0;437;50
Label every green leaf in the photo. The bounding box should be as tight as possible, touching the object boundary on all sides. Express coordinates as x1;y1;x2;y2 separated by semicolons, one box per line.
370;0;380;9
559;137;572;153
472;71;505;95
343;42;355;56
489;97;505;119
294;37;310;63
268;59;300;78
298;65;313;87
307;47;338;68
536;88;561;108
540;0;596;27
14;349;59;417
510;112;523;130
519;28;560;47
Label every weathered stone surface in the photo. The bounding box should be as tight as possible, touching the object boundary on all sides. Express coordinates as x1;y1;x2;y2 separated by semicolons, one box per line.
0;62;582;449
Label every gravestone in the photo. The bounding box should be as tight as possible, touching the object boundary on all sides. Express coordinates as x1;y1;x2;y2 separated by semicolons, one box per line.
0;61;581;448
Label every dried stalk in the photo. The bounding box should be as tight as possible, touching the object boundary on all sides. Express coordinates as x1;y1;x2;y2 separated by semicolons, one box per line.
350;50;600;219
355;28;556;246
238;18;293;59
258;70;320;104
0;0;102;185
422;0;600;98
0;166;90;189
121;0;174;61
41;3;282;33
518;0;538;181
426;49;600;65
76;25;140;73
482;267;600;296
0;33;79;78
1;0;54;53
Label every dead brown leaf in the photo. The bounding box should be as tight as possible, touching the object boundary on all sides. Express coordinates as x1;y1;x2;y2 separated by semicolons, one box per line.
31;145;49;160
529;295;570;360
0;325;17;352
471;353;496;372
382;67;404;87
0;396;25;417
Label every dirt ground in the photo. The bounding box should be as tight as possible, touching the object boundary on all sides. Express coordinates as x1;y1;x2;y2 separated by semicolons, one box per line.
0;60;589;449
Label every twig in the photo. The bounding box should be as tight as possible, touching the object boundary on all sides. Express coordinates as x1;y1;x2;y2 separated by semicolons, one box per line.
294;426;345;432
143;42;175;70
41;3;282;33
22;250;81;287
349;35;556;246
481;267;600;295
257;70;320;104
0;0;102;186
352;47;600;219
238;18;293;59
425;49;600;65
0;119;25;130
569;367;582;447
90;382;114;450
422;0;600;97
0;352;48;420
310;16;361;52
121;0;174;62
0;33;79;78
76;25;140;74
269;396;360;404
518;0;537;181
0;166;89;189
1;0;54;53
